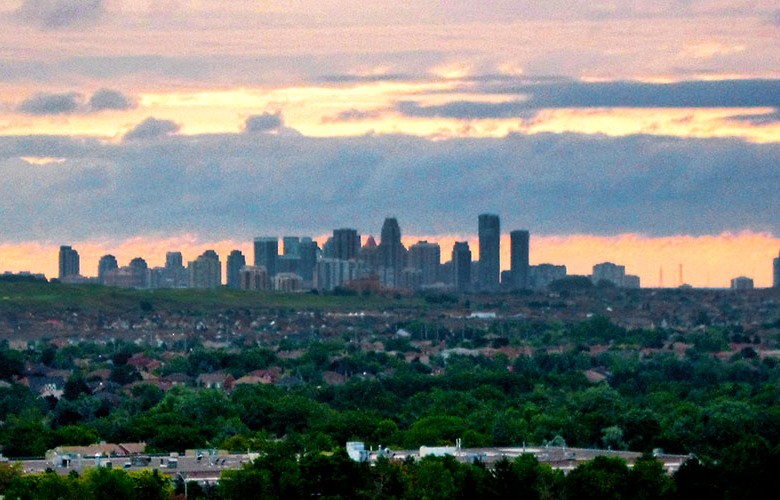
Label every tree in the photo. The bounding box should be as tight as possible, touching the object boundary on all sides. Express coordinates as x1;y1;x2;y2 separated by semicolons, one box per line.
565;456;631;500
131;469;172;500
84;467;136;500
627;454;674;500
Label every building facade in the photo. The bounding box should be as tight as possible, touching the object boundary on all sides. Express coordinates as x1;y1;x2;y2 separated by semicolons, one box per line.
254;237;278;278
478;214;500;292
189;250;221;288
332;228;360;261
731;276;754;290
97;254;118;284
226;250;246;289
451;241;472;292
378;218;407;288
510;230;530;290
407;240;441;287
58;246;80;279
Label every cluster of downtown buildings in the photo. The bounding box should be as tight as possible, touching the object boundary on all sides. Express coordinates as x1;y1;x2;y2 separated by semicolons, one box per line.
52;215;648;293
52;216;780;292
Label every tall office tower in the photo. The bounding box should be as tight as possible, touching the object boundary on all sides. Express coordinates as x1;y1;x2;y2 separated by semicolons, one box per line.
129;257;150;288
379;217;407;288
283;237;301;257
97;254;118;284
298;237;319;283
166;251;183;269
408;241;441;287
189;250;222;288
478;214;500;292
58;245;80;279
452;241;472;292
254;237;279;277
226;250;246;289
510;230;530;290
359;235;380;276
332;228;360;261
163;251;187;288
774;251;780;288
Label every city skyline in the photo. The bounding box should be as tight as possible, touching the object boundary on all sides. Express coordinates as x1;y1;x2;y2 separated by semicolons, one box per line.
0;2;778;287
10;214;778;290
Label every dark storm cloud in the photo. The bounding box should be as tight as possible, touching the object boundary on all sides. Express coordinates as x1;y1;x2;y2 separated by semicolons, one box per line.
0;131;777;242
88;89;135;111
16;0;104;29
244;113;283;133
397;79;780;119
123;118;180;141
17;92;80;115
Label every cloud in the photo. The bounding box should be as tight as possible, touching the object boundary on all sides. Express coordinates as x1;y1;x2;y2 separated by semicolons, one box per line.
517;79;780;108
397;100;537;120
16;89;135;115
0;130;777;243
321;109;384;123
727;109;780;125
244;113;283;133
16;0;104;29
88;89;135;111
394;79;780;120
17;92;80;115
123;118;180;141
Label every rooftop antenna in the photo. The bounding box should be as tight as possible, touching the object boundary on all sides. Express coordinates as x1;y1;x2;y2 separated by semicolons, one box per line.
659;266;664;288
679;264;683;287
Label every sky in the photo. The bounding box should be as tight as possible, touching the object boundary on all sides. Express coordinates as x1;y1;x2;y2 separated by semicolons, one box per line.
0;0;779;287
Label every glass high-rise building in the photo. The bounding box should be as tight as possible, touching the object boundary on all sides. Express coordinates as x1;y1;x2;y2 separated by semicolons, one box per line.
510;230;530;290
478;214;500;292
378;217;406;287
452;241;472;292
226;250;246;289
97;254;118;284
774;251;780;288
332;228;360;261
254;237;279;277
58;245;80;279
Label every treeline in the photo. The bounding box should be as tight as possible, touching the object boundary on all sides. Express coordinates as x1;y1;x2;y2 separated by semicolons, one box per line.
2;446;778;499
1;343;778;461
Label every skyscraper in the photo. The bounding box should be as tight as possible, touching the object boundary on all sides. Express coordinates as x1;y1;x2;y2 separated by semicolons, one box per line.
282;237;301;257
226;250;246;289
510;230;530;290
58;245;80;279
774;251;780;288
298;237;319;283
189;250;221;288
254;237;279;277
166;251;183;269
378;217;406;288
163;251;187;288
408;240;441;287
97;254;118;284
129;257;150;288
478;214;500;292
332;228;360;261
452;241;472;292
